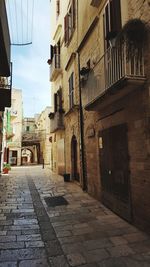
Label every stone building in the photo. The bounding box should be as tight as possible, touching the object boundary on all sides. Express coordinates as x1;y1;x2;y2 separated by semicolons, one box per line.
49;0;150;231
35;107;52;168
0;0;11;173
49;0;80;178
22;118;40;165
4;89;23;166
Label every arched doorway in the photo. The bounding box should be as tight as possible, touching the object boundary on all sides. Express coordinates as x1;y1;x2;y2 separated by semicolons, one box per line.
71;135;79;181
21;148;34;165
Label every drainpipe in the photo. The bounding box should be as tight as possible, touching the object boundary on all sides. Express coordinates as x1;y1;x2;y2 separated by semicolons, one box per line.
77;52;87;191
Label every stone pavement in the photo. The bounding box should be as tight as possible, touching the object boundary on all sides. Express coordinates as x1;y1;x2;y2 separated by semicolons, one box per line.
0;166;149;267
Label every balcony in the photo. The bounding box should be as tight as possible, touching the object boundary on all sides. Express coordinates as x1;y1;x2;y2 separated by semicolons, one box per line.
22;132;40;146
0;67;12;111
49;111;64;133
0;0;11;76
50;54;62;82
82;43;146;111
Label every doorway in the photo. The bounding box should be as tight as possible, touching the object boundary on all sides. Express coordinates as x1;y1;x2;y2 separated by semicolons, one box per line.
99;124;132;222
71;135;79;182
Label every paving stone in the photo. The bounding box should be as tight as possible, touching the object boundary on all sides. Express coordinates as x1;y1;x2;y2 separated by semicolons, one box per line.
45;240;62;257
4;225;40;231
56;230;72;238
17;234;41;242
59;236;85;245
0;166;150;267
49;255;70;267
0;231;7;235
78;265;99;267
41;230;56;241
0;220;13;226
123;232;149;243
0;262;17;267
25;240;44;248
0;248;47;261
14;219;38;225
19;258;49;267
0;242;25;249
21;229;40;235
97;257;127;267
0;236;16;242
62;242;85;254
107;245;135;257
83;249;109;263
109;236;128;246
84;238;113;250
67;253;86;266
7;230;21;235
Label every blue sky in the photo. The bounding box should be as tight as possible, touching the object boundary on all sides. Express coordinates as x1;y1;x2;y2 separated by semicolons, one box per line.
8;0;51;117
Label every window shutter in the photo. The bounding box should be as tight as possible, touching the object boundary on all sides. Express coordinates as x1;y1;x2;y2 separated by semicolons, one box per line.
104;0;121;43
58;88;62;110
71;73;74;107
54;93;58;113
71;0;76;29
53;45;57;55
105;3;110;39
111;0;121;33
50;45;54;60
56;0;60;17
64;14;69;44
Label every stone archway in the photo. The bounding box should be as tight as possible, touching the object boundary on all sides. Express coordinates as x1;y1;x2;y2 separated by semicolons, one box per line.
21;148;34;165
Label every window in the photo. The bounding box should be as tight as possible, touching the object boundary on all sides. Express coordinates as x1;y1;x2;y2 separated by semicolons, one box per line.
26;126;30;132
49;41;60;67
64;0;75;45
54;88;62;113
56;0;60;18
103;0;121;48
69;73;74;109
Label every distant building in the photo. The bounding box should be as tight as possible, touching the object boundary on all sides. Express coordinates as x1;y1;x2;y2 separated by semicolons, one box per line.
22;117;40;165
0;0;11;173
3;89;23;166
35;107;53;168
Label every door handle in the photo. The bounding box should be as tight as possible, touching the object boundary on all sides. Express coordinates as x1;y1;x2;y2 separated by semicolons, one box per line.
108;170;112;175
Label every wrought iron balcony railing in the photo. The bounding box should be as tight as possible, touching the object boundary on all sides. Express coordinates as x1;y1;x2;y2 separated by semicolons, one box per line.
82;43;146;110
50;54;61;82
0;63;12;111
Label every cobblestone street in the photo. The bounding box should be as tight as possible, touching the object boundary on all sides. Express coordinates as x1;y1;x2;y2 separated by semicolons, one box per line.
0;166;149;267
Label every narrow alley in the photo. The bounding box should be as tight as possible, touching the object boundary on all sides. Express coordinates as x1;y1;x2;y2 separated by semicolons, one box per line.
0;166;149;267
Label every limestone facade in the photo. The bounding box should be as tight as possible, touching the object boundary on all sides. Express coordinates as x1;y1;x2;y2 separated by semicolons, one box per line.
5;89;23;166
49;0;150;231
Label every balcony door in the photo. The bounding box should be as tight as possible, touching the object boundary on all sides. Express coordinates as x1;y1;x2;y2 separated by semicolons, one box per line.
99;124;132;222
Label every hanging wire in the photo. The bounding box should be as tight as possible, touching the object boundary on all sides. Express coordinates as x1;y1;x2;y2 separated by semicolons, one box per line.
21;0;23;44
31;0;35;43
14;0;19;44
26;0;29;42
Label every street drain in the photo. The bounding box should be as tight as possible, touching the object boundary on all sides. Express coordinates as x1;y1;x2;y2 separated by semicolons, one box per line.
44;196;69;207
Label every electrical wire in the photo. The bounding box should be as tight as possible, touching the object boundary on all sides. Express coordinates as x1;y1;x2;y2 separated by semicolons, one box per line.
6;0;35;46
14;0;19;44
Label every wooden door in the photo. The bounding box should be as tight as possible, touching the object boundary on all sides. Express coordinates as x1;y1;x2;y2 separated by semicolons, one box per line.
99;124;132;221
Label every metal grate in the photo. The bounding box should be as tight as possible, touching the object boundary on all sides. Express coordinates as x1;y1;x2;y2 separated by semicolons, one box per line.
44;196;68;207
